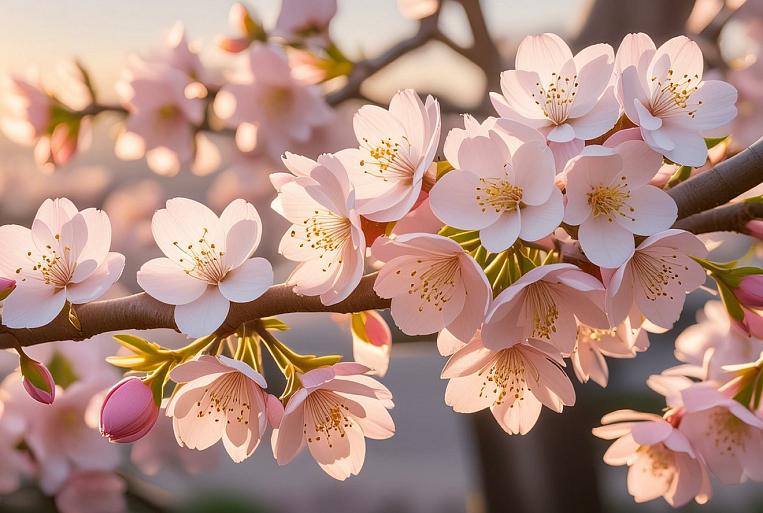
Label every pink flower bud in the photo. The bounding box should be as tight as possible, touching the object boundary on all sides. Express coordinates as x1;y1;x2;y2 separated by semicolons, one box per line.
20;356;55;404
0;277;15;300
736;275;763;309
746;220;763;241
100;377;159;443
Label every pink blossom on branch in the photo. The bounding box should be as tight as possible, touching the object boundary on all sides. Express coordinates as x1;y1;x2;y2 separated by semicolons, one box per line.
99;377;159;443
0;198;125;329
272;362;394;481
137;198;273;338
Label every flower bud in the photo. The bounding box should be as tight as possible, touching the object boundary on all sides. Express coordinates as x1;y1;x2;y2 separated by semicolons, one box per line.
100;377;159;443
0;277;15;301
746;220;763;241
736;275;763;309
19;355;55;404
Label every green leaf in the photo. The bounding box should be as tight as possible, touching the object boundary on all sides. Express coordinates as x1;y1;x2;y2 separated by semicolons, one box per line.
716;279;745;322
113;334;162;356
666;165;692;188
705;136;728;149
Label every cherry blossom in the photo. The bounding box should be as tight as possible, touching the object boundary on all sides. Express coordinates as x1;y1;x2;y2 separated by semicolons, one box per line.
398;0;439;19
490;33;619;169
349;310;392;377
615;33;737;166
0;198;125;329
272;153;365;306
273;0;337;41
679;383;763;484
166;356;279;463
55;471;126;513
137;198;273;338
0;408;33;494
214;44;333;159
442;332;575;435
429;124;563;252
99;377;159;443
563;140;678;267
339;89;441;222
272;362;394;480
593;410;712;507
604;229;707;329
481;263;608;354
372;233;491;339
571;317;649;387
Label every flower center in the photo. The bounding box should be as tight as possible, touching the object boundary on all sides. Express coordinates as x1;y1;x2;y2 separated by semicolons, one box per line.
525;283;559;340
576;325;617;344
475;178;523;214
305;390;352;449
531;72;579;125
587;180;633;221
17;235;76;288
631;250;690;302
708;408;749;456
401;255;461;312
480;348;533;405
174;227;227;284
291;209;352;272
358;136;415;183
638;443;675;479
649;69;703;118
195;373;252;427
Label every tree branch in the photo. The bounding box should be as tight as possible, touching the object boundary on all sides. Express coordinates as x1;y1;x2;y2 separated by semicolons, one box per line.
668;138;763;219
672;201;763;235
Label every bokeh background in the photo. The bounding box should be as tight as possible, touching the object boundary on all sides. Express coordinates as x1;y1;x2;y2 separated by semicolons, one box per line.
0;1;762;512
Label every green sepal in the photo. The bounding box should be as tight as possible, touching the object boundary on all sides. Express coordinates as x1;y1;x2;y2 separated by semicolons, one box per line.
435;160;454;179
705;136;728;149
68;303;81;331
666;165;692;188
19;356;53;393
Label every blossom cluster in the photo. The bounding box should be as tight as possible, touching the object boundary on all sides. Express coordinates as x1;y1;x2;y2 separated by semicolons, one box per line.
2;14;763;510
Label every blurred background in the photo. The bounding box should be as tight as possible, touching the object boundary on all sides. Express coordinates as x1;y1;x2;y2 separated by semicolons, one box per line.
0;0;762;512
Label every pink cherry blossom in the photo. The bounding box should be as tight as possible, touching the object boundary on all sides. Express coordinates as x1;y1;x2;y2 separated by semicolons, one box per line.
273;0;337;40
138;198;273;338
1;75;52;146
350;310;392;377
54;471;126;513
727;55;763;150
398;0;439;19
481;263;608;354
99;377;159;443
20;354;56;404
218;3;263;54
615;33;737;166
0;198;125;329
0;277;15;300
490;33;620;169
0;408;34;494
442;333;575;435
214;44;333;160
593;409;712;507
272;154;365;306
572;317;649;387
166;356;278;463
735;274;763;309
675;301;763;381
604;229;707;329
679;383;763;484
272;362;394;480
563;140;678;267
429;124;563;252
338;89;441;222
372;233;491;339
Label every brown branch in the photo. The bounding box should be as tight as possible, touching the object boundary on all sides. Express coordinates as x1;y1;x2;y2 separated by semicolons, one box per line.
672;201;763;235
668;138;763;220
0;274;389;349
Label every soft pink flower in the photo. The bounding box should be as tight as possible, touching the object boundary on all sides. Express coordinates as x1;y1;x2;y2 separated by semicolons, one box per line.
130;414;219;476
442;333;575;435
0;198;125;328
680;383;763;484
272;154;365;306
675;301;763;381
19;354;56;404
0;408;34;493
490;33;619;170
103;180;166;252
218;3;264;54
55;471;126;513
728;56;763;150
389;196;443;236
372;233;491;339
429;123;563;252
735;274;763;309
1;75;51;145
350;310;392;377
167;356;278;463
615;33;737;166
138;198;273;338
99;377;159;443
214;44;333;160
572;317;649;387
563;140;677;267
0;277;14;300
604;229;707;329
593;409;712;507
272;362;394;480
746;219;763;241
398;0;439;19
273;0;337;40
338;89;441;222
481;263;608;354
